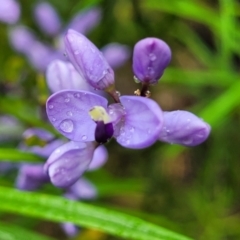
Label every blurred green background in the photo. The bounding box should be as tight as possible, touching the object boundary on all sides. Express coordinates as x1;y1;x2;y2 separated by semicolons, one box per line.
1;0;240;239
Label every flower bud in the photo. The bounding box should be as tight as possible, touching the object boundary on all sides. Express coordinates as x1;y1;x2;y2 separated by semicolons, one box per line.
34;2;61;36
64;29;115;90
132;37;171;84
0;0;20;24
46;60;90;93
159;111;211;146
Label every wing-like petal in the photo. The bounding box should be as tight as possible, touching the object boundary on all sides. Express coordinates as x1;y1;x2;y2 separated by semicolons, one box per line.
116;96;163;149
46;90;108;141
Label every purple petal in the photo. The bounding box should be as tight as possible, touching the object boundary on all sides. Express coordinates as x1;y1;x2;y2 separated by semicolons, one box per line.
0;0;20;24
116;96;163;149
16;164;49;191
67;7;101;35
46;60;90;93
26;41;56;71
34;2;61;36
61;222;79;237
159;110;211;146
23;128;54;142
88;145;108;170
44;141;95;188
101;43;130;69
64;29;115;90
46;90;108;141
67;178;97;200
8;26;36;54
133;38;171;84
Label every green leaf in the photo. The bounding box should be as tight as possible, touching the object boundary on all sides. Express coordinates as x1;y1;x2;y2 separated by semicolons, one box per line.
0;187;192;240
0;149;43;162
0;222;55;240
144;0;218;29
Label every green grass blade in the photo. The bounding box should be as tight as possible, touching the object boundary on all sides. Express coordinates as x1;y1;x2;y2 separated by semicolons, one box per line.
0;149;43;162
0;187;192;240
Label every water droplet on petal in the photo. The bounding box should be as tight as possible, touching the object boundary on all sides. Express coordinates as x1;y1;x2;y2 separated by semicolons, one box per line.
51;117;56;122
183;138;193;145
148;67;155;76
48;104;54;109
130;127;135;133
66;111;73;117
65;98;70;103
133;76;140;83
116;91;121;97
126;139;130;145
74;50;79;55
59;119;74;133
149;53;156;61
81;135;87;140
74;93;80;98
187;119;191;122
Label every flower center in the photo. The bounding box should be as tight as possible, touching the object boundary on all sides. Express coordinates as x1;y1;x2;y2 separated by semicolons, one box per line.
89;106;114;144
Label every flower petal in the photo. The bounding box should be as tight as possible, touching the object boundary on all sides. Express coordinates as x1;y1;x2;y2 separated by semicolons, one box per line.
46;60;90;93
67;178;97;200
159;110;211;146
64;29;115;90
88;145;108;170
46;90;108;141
16;164;49;191
116;96;163;149
44;141;95;188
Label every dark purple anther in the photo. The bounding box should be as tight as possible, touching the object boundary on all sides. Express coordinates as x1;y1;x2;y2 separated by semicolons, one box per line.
95;121;114;144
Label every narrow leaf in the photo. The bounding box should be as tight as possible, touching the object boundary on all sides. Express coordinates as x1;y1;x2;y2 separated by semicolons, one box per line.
0;187;192;240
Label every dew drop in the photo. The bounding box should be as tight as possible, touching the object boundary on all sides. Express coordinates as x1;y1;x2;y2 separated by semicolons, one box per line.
126;139;130;145
74;93;80;98
51;117;56;122
48;104;54;109
66;111;73;117
65;98;70;103
74;50;80;55
109;110;113;115
148;67;155;76
149;53;156;61
81;135;87;140
187;118;191;122
59;119;74;133
116;91;121;97
133;76;140;83
130;127;135;133
183;138;193;145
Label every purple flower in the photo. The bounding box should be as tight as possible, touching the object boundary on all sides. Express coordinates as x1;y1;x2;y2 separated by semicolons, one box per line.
64;29;115;90
8;26;36;54
16;164;49;191
66;7;101;36
132;37;171;84
0;0;20;24
34;2;61;36
159;111;211;146
101;43;130;69
46;60;90;93
46;90;163;149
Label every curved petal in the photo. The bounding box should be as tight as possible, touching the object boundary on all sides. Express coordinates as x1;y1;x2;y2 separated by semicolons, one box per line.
64;29;114;90
116;96;163;149
44;141;95;188
46;60;90;93
88;145;108;170
159;111;211;146
16;164;49;191
46;90;108;141
67;178;97;200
